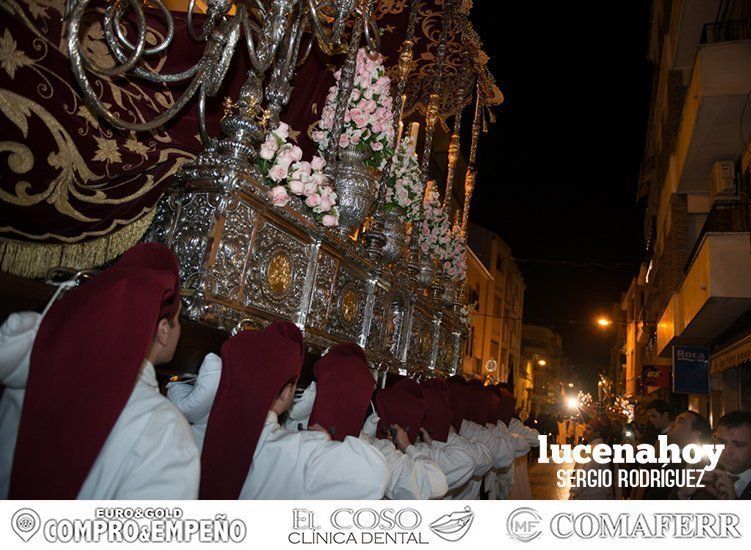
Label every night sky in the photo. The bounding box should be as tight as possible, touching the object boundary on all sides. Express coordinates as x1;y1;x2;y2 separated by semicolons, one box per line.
469;2;653;383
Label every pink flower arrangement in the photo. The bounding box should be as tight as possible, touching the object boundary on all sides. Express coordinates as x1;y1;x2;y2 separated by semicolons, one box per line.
417;182;467;282
443;222;467;282
258;122;339;227
313;48;395;171
385;135;424;221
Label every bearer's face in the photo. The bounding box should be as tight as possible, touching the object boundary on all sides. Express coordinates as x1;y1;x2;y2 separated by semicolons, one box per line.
715;424;751;475
164;304;182;361
667;413;694;446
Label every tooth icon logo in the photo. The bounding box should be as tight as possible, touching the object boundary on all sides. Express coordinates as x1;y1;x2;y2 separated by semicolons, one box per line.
12;508;40;542
429;506;474;542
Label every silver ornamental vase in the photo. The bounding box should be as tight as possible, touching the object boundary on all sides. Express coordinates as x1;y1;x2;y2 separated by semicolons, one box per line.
381;209;407;264
334;146;378;236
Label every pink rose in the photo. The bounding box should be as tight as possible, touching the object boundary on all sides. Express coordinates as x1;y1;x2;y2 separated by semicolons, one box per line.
319;195;333;212
305;194;322;208
288;179;305;195
339;134;350;148
371;141;384;151
311;156;326;171
303;181;318;196
322;214;338;227
268;163;288;182
269;185;290;207
259;143;276;161
273;122;290;140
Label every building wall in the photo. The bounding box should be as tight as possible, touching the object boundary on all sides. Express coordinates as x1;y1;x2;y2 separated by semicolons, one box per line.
462;225;526;404
521;325;564;415
626;0;751;414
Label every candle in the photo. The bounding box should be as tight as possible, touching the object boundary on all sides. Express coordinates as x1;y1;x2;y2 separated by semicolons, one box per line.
397;120;404;145
409;122;420;148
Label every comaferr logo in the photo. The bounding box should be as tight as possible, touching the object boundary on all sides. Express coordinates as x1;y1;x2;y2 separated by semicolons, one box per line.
507;508;542;543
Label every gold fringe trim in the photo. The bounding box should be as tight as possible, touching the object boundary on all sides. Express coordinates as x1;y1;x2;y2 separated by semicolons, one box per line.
0;209;156;279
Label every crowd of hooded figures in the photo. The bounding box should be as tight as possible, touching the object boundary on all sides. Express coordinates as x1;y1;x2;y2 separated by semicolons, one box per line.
0;243;540;500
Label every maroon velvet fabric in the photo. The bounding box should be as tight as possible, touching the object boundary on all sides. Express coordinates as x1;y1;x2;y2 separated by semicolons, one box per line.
200;322;304;499
446;375;468;432
308;343;375;441
375;381;426;445
1;1;482;245
420;378;452;442
9;243;180;499
487;393;500;424
498;389;516;426
464;379;489;426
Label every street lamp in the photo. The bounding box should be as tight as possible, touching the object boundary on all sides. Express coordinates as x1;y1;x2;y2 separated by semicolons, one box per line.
537;359;546;366
568;382;574;388
566;396;579;410
597;317;613;327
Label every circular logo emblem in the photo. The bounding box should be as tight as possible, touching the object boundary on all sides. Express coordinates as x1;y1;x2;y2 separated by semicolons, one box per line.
507;507;542;543
12;508;40;542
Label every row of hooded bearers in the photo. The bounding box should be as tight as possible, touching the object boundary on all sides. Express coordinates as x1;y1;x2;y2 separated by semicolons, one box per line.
0;243;539;500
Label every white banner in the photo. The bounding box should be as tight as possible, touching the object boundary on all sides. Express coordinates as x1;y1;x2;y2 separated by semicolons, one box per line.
1;500;747;549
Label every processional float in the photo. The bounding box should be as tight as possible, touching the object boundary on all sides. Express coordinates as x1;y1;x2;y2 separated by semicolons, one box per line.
2;0;502;376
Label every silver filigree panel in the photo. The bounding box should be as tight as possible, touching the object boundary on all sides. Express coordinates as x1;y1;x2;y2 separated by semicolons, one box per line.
211;200;256;303
308;252;337;330
245;221;309;319
328;267;366;341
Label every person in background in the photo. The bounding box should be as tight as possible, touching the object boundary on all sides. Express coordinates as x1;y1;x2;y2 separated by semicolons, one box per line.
674;411;751;500
645;399;672;438
640;410;710;500
569;415;616;500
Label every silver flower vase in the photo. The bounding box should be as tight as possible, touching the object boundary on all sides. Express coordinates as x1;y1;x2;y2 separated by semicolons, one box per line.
334;146;378;236
381;209;408;265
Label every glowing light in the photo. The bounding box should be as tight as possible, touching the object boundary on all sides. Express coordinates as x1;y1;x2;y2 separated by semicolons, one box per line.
566;397;579;410
597;318;613;327
568;382;574;388
537;359;546;366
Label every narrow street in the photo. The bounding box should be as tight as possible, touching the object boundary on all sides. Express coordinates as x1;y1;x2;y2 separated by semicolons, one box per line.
528;460;574;500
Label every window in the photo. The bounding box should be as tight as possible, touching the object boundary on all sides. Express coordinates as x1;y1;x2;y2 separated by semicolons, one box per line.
496;256;505;273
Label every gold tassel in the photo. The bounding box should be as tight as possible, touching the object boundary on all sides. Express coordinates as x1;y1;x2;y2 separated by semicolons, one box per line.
0;209;157;279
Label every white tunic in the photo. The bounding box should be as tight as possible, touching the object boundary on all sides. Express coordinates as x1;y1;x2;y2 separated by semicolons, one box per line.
443;428;493;500
241;411;390;499
414;439;474;491
459;419;515;469
166;353;222;451
0;312;200;499
360;412;448;500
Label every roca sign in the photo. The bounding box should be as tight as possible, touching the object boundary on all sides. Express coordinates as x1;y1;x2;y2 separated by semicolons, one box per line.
675;349;707;361
330;508;422;531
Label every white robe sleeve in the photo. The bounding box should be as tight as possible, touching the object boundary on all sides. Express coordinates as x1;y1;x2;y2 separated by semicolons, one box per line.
361;411;379;438
361;434;448;500
166;353;222;424
414;440;474;490
460;419;514;469
284;381;317;430
0;312;41;499
0;311;40;388
495;421;531;457
509;418;540;447
111;403;200;499
447;431;492;477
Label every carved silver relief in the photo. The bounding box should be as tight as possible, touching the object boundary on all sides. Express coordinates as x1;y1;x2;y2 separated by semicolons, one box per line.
308;252;337;329
329;269;366;340
212;199;256;302
245;221;309;319
170;192;216;288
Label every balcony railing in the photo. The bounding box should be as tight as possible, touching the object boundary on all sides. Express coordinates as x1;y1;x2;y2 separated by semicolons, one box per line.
701;19;751;44
686;201;751;270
